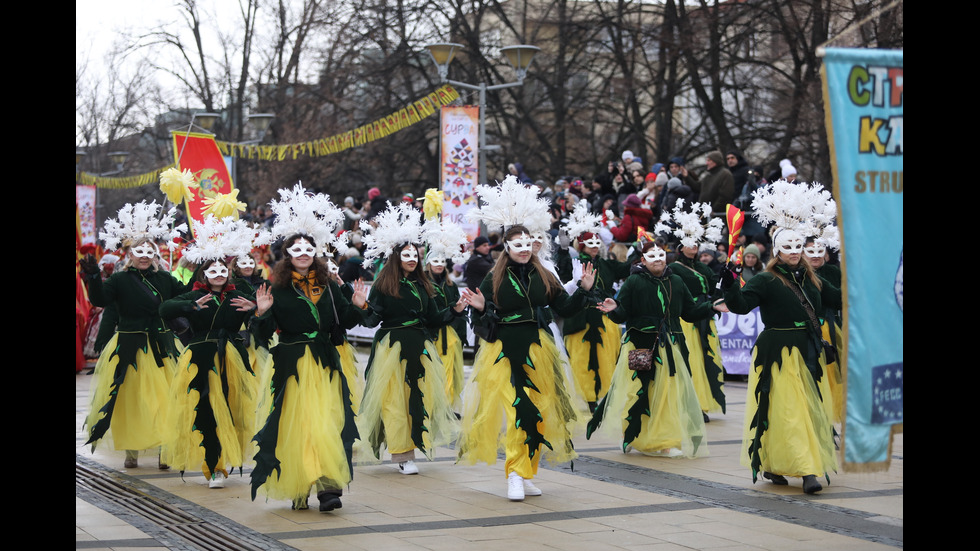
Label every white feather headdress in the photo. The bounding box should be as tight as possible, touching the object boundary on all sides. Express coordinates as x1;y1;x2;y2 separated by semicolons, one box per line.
563;200;604;242
181;214;258;264
654;199;724;250
267;182;345;254
362;201;425;262
423;218;469;264
101;201;187;251
466;175;551;235
751;180;836;247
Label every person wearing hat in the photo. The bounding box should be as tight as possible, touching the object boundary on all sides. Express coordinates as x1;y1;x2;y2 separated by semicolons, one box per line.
740;243;763;282
367;187;388;220
667;156;701;198
342;196;362;231
698;151;735;214
610;194;653;243
779;159;799;183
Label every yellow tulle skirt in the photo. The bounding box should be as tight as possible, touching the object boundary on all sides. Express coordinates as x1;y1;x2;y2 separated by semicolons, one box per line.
457;329;579;479
85;332;180;454
356;334;459;461
337;341;364;414
595;342;708;458
434;326;465;411
564;317;621;404
680;319;725;413
822;321;844;424
253;347;355;502
741;346;837;477
165;342;258;477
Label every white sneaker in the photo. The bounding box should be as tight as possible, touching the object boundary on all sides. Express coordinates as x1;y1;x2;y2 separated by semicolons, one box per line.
523;478;542;496
507;472;525;501
398;460;419;475
209;472;225;489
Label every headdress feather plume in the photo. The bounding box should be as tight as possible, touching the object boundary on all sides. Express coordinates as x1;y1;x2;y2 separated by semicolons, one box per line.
654;199;724;250
563;200;603;241
466;175;551;234
751;180;837;249
267;182;345;254
362;201;425;262
101;201;187;251
181;214;258;264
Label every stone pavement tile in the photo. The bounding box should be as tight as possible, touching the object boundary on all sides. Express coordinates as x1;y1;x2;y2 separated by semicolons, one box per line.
75;497;153;543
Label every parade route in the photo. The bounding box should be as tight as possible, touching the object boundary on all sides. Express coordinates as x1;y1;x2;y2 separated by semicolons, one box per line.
77;346;902;551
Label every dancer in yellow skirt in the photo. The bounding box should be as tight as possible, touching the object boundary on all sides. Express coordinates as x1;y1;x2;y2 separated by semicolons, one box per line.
555;202;635;413
657;200;727;421
357;238;465;473
805;236;844;424
588;242;727;457
425;253;467;414
721;181;841;494
81;208;189;469
458;225;597;501
250;232;370;512
161;254;259;488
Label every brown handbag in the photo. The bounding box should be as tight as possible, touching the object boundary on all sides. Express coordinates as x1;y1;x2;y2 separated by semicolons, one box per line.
628;348;654;371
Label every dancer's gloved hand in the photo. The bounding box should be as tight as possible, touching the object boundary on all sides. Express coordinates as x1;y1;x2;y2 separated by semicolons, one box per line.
79;254;100;276
719;262;740;291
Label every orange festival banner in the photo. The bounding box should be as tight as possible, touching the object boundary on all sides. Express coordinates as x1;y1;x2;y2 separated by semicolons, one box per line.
172;131;235;237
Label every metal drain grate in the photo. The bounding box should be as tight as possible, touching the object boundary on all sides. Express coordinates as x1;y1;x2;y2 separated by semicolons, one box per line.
76;461;282;551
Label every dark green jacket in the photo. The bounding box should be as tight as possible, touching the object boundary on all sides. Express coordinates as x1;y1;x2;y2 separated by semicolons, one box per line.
607;267;715;350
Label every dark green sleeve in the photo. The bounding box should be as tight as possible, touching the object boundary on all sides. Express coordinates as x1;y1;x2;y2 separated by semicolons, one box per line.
724;273;767;315
159;291;199;320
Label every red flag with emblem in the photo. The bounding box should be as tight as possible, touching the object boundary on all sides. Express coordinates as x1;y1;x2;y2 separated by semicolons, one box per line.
172;131;235;238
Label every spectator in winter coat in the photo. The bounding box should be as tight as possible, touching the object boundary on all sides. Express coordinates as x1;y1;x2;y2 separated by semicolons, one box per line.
610;194;654;243
726;151;752;199
698;151;735;214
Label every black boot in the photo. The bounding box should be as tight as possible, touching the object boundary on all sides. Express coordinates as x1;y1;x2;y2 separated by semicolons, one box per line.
802;475;823;494
763;471;788;485
318;489;343;512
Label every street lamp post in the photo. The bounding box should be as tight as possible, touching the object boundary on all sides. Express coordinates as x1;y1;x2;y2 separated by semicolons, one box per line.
424;43;540;188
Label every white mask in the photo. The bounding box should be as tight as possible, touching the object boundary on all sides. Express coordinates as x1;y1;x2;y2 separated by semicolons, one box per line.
131;243;158;259
773;228;805;255
400;246;419;263
428;256;446;268
286;238;316;258
326;259;339;274
804;243;826;259
531;232;547;245
204;263;229;279
583;235;603;249
643;247;667;263
237;256;255;269
506;233;534;254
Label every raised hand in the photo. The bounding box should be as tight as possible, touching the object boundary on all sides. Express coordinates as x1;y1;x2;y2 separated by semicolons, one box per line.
460;287;485;312
579;261;596;291
351;279;368;309
79;254;99;276
254;283;273;316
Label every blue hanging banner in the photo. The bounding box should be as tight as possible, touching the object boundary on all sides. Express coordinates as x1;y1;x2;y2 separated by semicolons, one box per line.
821;47;903;472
